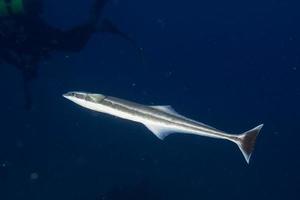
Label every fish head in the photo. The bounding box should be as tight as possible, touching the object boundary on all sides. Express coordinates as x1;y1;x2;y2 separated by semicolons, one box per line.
63;91;106;111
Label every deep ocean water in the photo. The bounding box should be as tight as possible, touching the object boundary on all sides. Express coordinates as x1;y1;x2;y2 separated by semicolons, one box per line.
0;0;299;199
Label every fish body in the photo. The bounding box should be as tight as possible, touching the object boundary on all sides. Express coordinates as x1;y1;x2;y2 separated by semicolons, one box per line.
63;91;263;164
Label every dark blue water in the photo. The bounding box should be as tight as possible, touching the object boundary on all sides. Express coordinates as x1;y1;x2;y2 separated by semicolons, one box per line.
0;0;299;199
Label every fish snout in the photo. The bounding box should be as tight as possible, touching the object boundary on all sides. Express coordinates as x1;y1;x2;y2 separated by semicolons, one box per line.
62;92;73;99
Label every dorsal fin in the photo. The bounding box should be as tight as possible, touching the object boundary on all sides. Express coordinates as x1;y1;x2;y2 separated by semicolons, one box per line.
150;105;179;115
150;105;219;131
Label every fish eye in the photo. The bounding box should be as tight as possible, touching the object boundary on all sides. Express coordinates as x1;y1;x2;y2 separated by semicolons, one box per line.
74;93;85;99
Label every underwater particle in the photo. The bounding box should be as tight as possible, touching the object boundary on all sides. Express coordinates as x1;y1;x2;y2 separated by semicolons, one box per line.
157;18;166;29
16;140;24;149
30;172;39;180
165;71;173;78
0;161;10;168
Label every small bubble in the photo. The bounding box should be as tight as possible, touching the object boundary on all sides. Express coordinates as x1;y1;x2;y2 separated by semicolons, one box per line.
0;161;11;168
166;71;173;77
16;140;24;148
157;18;166;29
30;172;39;180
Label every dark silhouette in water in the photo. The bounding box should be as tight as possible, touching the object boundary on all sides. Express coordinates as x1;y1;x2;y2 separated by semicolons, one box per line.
0;0;139;109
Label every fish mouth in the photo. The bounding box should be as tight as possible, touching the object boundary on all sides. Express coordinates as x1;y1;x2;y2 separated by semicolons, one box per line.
62;92;74;100
62;93;70;98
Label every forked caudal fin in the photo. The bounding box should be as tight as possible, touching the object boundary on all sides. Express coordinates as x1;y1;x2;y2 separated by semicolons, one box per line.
234;124;263;164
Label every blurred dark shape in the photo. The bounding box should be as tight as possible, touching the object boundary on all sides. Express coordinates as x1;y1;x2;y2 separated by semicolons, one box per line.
99;181;163;200
99;18;146;65
0;0;139;110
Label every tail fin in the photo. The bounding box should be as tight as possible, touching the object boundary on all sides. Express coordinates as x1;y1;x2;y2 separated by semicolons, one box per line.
235;124;263;164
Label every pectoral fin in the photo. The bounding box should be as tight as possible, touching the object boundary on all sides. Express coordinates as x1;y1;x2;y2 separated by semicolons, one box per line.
143;123;173;140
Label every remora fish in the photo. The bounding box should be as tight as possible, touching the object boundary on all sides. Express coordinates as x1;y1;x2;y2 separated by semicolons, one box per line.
63;91;263;164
